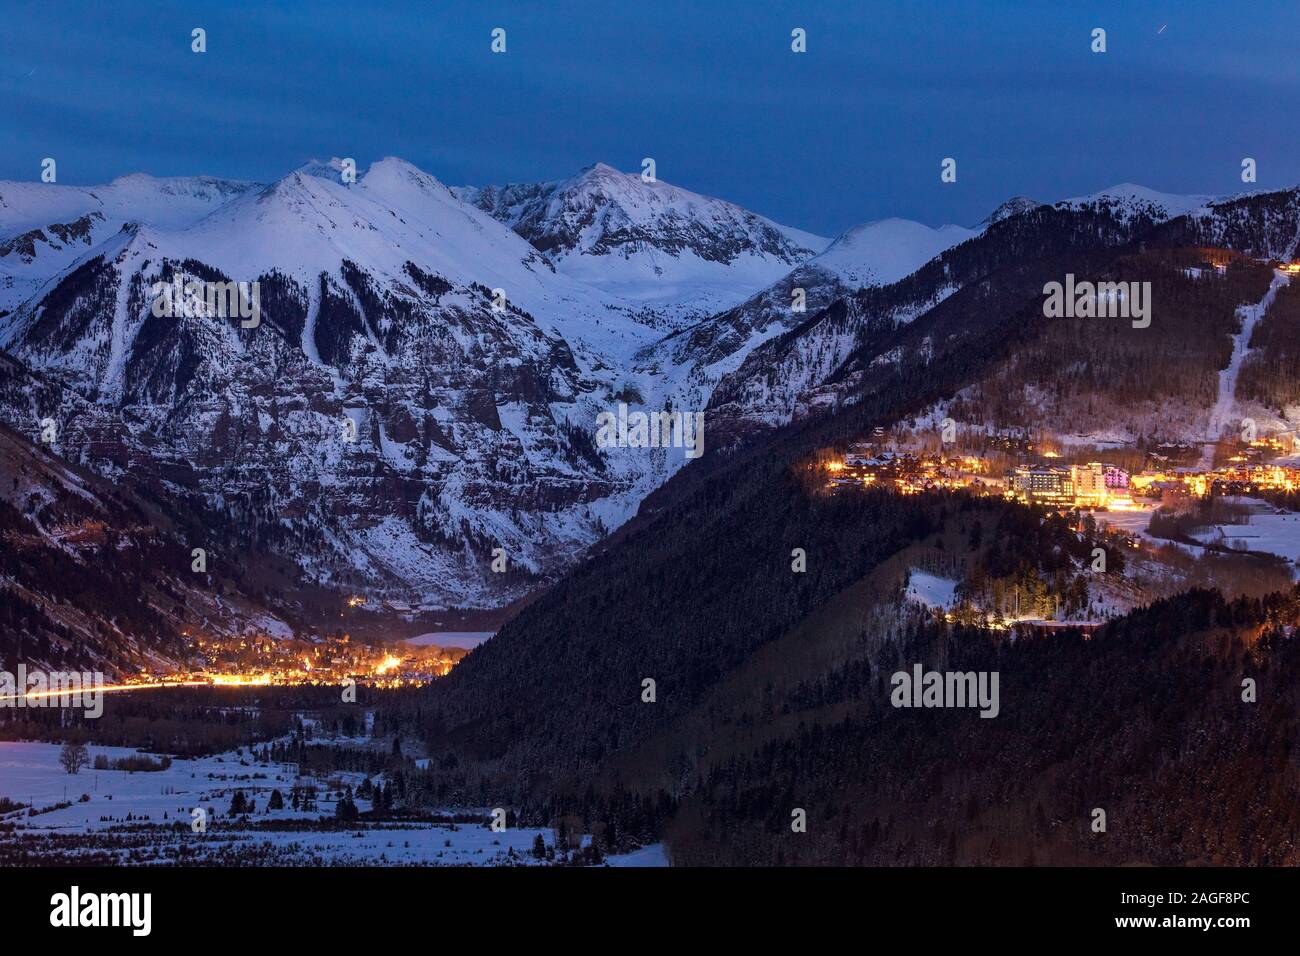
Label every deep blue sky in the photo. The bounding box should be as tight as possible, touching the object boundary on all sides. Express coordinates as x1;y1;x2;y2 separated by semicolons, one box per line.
2;1;1296;237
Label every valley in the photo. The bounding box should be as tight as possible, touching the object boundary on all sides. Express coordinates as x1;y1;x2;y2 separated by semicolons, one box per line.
3;160;1299;868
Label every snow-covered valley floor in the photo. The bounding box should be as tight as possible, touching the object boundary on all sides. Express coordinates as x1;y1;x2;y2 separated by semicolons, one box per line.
0;741;663;866
1099;498;1300;569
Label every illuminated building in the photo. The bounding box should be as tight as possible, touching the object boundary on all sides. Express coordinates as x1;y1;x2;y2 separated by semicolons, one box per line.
1011;465;1074;504
1070;463;1107;506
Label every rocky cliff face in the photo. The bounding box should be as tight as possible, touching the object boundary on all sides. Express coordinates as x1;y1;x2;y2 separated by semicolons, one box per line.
456;162;827;326
0;351;303;676
0;159;691;610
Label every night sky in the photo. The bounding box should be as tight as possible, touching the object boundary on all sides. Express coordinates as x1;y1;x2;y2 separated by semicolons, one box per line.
2;0;1296;236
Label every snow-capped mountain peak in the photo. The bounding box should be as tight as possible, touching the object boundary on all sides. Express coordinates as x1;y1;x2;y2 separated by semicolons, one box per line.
456;162;828;322
0;173;262;312
291;157;359;186
812;217;977;288
1057;183;1216;223
0;173;259;235
0;156;682;610
3;159;1297;626
981;196;1043;227
362;156;450;193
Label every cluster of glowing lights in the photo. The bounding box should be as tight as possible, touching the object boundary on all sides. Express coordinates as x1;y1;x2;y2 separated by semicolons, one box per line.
211;673;272;686
112;637;451;692
826;435;1300;513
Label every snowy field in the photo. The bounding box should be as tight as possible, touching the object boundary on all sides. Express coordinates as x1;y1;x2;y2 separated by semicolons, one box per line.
404;631;494;649
1098;499;1300;567
1189;509;1300;563
1097;504;1205;555
606;843;670;867
0;741;663;866
904;570;959;609
1095;503;1161;539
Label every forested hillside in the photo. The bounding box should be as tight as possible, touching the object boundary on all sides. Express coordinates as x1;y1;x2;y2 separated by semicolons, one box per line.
944;249;1275;440
1240;278;1300;413
667;588;1299;865
416;210;1300;863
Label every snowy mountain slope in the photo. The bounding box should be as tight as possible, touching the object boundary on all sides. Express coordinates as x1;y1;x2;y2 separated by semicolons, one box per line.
0;211;121;314
3;160;1294;625
0;159;682;610
1055;183;1216;224
811;218;977;289
706;185;1300;436
0;173;259;235
982;196;1044;227
140;158;659;367
0;174;259;313
0;358;300;676
1153;186;1300;261
633;212;982;423
456;163;828;324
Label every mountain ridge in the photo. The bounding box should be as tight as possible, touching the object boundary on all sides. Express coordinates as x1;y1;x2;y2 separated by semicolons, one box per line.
2;162;1296;624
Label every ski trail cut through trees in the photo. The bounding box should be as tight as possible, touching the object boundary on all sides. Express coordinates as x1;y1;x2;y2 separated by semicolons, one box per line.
1201;268;1292;468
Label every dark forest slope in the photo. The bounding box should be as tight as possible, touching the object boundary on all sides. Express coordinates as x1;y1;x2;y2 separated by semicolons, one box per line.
416;206;1300;864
